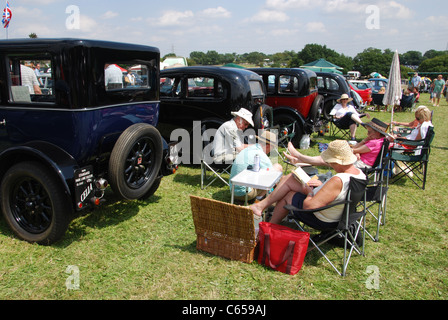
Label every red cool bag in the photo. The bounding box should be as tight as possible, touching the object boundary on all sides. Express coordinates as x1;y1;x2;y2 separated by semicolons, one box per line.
257;222;310;275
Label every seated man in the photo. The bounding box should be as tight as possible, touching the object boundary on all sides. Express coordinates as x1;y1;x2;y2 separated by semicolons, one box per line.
229;130;283;202
212;108;254;163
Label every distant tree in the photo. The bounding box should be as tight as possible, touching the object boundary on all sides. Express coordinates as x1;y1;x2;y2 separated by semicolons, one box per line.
353;47;394;77
29;33;38;38
289;44;353;73
423;49;446;60
418;54;448;72
400;50;423;66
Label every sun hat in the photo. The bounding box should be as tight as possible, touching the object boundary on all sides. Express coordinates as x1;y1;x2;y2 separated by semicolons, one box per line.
321;140;357;165
231;108;254;127
364;118;389;136
337;93;353;103
256;130;277;146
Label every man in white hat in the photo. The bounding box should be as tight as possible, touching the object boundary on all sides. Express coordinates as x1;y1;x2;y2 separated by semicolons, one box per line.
212;108;254;163
229;130;283;202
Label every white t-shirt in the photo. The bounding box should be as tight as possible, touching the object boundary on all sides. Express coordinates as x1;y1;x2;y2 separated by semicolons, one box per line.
313;170;366;223
330;103;360;118
407;121;433;140
105;65;123;87
212;119;244;161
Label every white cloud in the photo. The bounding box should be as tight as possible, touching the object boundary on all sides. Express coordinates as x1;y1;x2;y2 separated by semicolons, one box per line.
247;10;290;23
78;15;98;32
265;0;316;10
305;22;326;33
102;11;118;19
198;7;231;19
150;10;195;27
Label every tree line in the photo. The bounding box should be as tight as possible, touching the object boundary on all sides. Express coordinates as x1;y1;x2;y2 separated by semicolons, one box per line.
168;44;448;78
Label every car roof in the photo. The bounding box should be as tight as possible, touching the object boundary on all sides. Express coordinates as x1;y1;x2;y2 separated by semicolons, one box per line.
248;67;317;78
161;66;263;81
0;38;159;53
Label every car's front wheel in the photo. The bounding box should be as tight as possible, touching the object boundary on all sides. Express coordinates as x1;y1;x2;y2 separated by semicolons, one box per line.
109;123;163;200
1;161;72;245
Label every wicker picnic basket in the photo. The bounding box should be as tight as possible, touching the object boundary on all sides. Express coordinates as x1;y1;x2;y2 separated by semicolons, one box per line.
190;195;257;263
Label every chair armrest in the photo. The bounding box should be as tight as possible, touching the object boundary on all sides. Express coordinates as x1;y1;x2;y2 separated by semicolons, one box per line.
284;200;349;214
394;138;425;147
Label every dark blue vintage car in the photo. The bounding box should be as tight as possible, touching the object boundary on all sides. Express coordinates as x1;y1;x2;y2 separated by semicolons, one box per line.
0;39;176;244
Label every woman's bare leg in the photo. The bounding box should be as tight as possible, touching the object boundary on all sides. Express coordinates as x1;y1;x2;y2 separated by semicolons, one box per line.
249;173;307;216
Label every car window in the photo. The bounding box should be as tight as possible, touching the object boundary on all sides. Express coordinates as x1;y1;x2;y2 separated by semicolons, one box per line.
105;63;149;90
267;75;276;94
249;80;264;96
326;78;340;91
317;77;324;89
279;75;299;94
186;77;224;99
8;56;55;105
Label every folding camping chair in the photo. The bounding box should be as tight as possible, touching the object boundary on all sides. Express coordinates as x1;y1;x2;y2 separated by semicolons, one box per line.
388;126;435;190
285;177;368;276
329;115;351;139
361;138;390;242
200;125;233;189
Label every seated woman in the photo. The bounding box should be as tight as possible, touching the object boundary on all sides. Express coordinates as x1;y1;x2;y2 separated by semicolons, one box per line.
250;140;366;229
392;106;433;151
285;118;389;170
330;94;370;141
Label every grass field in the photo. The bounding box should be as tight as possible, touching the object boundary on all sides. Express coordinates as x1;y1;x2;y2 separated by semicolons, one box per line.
0;93;447;302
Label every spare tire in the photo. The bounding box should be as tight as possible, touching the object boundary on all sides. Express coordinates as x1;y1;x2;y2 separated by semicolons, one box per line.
109;123;163;200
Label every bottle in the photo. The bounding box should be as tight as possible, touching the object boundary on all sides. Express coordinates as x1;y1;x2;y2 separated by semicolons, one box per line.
253;154;260;172
299;134;310;149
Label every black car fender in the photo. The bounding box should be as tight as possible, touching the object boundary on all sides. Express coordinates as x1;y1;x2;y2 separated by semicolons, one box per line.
0;142;78;205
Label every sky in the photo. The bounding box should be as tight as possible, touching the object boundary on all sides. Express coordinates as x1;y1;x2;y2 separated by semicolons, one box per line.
2;0;448;59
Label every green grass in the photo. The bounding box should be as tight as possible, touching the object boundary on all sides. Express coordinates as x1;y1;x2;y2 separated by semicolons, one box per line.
0;93;447;300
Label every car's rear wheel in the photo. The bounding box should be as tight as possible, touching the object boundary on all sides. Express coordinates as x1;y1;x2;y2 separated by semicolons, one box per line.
1;161;72;245
274;113;303;147
253;104;273;130
109;123;163;200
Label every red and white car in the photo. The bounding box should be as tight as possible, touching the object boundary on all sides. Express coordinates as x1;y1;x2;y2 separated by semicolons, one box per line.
348;80;373;105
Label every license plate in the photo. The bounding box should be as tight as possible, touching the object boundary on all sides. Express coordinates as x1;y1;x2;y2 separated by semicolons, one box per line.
74;166;94;209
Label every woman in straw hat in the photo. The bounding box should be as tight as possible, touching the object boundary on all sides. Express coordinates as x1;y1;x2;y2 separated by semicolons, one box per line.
284;118;390;170
250;140;365;229
330;93;370;141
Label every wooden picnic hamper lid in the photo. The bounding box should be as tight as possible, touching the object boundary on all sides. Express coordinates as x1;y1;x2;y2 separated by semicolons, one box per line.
190;195;257;263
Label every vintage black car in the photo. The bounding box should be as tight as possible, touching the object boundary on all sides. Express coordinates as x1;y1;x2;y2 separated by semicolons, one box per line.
158;66;273;147
248;68;324;145
316;72;363;120
0;39;176;244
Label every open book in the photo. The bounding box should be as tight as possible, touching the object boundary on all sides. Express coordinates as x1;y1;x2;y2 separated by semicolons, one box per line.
292;166;318;184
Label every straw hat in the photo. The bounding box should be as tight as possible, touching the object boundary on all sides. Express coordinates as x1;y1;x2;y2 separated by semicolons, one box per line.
337;93;353;103
364;118;389;136
321;140;357;165
231;108;254;127
256;130;277;146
